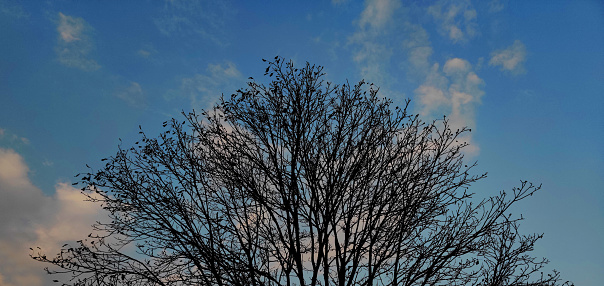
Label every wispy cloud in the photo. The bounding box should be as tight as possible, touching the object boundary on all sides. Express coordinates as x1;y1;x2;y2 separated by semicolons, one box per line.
14;135;29;145
403;24;435;81
331;0;349;5
115;81;146;107
169;61;243;111
137;43;158;59
0;148;106;286
489;40;527;75
0;128;30;146
55;12;100;71
488;0;506;13
154;0;233;46
427;0;478;44
0;0;29;19
349;0;401;95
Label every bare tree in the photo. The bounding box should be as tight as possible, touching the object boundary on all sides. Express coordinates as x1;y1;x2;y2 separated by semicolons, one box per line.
33;57;572;286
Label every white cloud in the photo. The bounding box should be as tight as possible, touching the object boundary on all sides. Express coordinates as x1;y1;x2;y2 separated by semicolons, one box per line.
55;12;100;71
427;0;478;43
0;148;33;189
443;57;471;75
415;85;447;112
489;40;527;75
413;57;484;156
34;183;106;252
404;24;484;156
0;148;106;286
172;61;243;111
115;81;146;107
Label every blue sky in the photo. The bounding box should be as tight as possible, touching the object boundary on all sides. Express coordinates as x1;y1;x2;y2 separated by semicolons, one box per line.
0;0;602;285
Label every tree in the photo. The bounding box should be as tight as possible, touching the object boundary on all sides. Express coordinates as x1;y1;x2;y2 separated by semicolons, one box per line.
33;57;572;286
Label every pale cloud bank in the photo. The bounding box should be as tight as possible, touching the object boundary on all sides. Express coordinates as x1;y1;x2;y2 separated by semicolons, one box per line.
427;0;478;43
55;12;100;71
489;40;527;75
0;148;106;286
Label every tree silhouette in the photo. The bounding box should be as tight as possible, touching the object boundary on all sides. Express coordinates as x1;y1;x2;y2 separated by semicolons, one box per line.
32;57;572;286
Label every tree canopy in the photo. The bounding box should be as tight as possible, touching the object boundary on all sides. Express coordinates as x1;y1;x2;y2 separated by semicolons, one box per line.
33;57;571;286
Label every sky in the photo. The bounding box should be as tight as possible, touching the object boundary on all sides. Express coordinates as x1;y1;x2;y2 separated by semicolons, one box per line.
0;0;602;285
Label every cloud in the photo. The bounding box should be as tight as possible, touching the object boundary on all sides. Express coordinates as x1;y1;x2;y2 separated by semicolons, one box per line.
489;40;527;75
358;0;400;30
331;0;349;5
0;148;106;286
154;0;233;46
414;58;484;156
137;44;158;59
170;61;243;111
427;0;478;43
12;134;29;144
115;81;146;107
403;25;484;156
488;0;506;13
55;12;100;71
34;183;106;252
349;0;401;96
0;0;29;19
0;127;30;146
403;25;434;79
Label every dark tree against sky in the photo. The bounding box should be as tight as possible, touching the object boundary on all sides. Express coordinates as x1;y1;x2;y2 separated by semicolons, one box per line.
32;58;571;286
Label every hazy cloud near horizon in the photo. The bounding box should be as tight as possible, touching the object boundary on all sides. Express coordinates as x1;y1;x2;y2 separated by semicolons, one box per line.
0;148;106;286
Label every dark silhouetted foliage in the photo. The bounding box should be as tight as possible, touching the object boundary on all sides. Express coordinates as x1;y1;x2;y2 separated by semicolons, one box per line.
33;57;572;286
